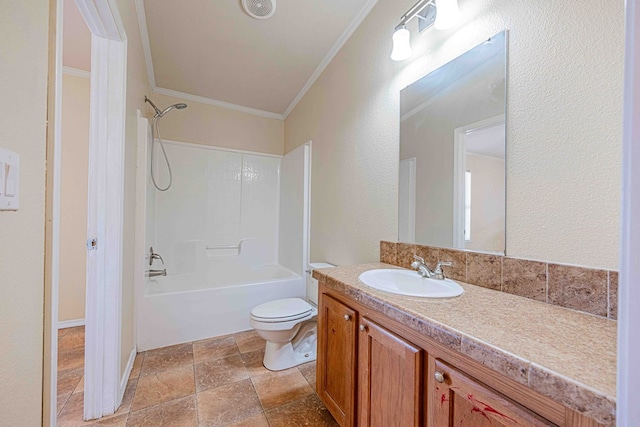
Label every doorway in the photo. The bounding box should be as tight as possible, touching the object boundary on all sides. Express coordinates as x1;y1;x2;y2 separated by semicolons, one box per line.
49;0;129;424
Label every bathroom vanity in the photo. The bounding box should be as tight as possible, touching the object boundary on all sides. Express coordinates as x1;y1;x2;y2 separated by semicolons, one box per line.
314;264;616;427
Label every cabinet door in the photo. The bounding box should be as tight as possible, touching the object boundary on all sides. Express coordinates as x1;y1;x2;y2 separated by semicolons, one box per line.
358;317;423;427
317;294;358;427
431;359;558;427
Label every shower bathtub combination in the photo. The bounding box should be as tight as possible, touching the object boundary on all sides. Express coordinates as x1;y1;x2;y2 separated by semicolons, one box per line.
136;130;310;351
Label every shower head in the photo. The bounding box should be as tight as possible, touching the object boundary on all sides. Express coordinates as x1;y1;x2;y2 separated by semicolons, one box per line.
145;96;188;118
159;103;188;117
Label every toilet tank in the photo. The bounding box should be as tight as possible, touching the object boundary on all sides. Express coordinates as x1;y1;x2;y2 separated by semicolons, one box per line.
306;262;335;306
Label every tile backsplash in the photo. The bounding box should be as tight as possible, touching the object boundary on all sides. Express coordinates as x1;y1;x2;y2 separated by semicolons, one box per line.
380;241;618;320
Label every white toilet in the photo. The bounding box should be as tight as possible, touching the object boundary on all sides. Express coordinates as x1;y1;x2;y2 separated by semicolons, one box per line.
249;262;335;371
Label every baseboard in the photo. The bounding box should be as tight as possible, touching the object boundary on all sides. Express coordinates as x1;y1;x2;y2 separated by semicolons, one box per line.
118;347;137;406
58;318;85;329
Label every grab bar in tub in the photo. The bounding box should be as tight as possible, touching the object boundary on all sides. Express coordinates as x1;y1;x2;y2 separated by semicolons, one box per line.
205;244;241;250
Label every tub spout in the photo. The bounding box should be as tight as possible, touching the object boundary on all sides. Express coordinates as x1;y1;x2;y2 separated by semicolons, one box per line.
148;269;167;278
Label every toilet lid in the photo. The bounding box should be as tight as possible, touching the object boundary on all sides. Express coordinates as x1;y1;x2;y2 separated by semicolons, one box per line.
251;298;313;322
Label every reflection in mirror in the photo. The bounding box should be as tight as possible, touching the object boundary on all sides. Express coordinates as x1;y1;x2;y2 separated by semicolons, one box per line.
399;31;506;254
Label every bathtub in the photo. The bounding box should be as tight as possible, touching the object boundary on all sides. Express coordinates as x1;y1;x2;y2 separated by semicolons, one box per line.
137;264;305;351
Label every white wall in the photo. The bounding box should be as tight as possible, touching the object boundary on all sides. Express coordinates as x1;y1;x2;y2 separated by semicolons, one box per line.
151;142;281;276
0;1;49;425
285;0;624;270
465;154;505;253
59;73;90;322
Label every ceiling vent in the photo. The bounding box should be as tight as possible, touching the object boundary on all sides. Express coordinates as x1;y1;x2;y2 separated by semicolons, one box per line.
242;0;276;20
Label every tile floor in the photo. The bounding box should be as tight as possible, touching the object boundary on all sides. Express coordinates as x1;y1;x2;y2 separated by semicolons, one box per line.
57;327;337;427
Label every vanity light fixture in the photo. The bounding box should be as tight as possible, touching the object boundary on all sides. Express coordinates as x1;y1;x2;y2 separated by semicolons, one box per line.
391;0;462;61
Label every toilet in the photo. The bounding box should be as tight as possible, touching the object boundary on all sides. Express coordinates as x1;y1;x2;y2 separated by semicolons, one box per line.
250;262;335;371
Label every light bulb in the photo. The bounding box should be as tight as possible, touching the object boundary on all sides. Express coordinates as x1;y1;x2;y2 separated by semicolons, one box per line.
434;0;461;30
391;26;412;61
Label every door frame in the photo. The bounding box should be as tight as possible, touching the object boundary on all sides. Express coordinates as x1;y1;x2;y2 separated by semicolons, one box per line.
49;0;128;423
398;157;416;243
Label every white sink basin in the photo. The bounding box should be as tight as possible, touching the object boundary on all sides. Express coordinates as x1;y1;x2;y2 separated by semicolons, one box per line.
358;269;464;298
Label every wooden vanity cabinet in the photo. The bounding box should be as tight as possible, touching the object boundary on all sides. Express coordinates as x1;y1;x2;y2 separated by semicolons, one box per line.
317;294;358;427
358;317;424;426
317;286;604;427
430;358;557;427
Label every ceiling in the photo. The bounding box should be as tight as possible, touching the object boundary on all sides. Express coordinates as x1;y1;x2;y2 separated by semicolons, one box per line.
465;123;505;159
62;0;377;119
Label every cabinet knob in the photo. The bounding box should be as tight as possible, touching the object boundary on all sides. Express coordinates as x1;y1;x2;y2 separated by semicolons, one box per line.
434;371;445;383
344;314;351;321
359;324;367;332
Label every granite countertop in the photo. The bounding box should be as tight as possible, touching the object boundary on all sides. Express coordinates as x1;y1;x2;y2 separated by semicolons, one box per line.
313;263;617;426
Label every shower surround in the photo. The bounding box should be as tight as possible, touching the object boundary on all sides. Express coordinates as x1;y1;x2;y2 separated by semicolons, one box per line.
138;139;305;351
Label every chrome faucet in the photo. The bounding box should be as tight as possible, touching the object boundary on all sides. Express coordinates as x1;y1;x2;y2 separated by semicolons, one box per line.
411;255;452;280
148;269;167;278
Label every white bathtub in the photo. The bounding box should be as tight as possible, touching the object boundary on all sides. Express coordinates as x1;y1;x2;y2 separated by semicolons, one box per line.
137;264;305;351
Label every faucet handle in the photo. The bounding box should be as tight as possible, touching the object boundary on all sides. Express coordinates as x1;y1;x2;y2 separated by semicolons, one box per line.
433;261;453;279
411;255;426;269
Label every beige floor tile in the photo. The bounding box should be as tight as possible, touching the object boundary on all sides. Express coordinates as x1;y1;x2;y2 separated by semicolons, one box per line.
59;347;85;371
140;343;193;376
127;395;197;427
265;394;338;427
114;378;137;415
131;364;195;411
58;367;84;396
59;327;86;351
298;361;317;391
57;392;95;427
251;368;313;410
87;413;128;427
58;393;71;416
59;327;70;339
130;352;144;379
195;354;248;393
197;379;262;427
193;335;239;363
240;349;269;378
74;376;85;394
223;412;269;427
233;330;265;354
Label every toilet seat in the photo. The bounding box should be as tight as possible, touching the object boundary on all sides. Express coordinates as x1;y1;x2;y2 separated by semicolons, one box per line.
250;298;313;323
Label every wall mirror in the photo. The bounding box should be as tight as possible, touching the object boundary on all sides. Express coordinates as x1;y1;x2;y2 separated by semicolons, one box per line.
399;31;507;254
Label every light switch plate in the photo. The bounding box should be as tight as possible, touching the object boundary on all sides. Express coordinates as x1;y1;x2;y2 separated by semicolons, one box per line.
0;147;19;211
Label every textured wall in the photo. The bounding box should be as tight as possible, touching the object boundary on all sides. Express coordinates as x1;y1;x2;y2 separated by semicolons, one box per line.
59;74;90;322
285;0;624;270
0;1;49;424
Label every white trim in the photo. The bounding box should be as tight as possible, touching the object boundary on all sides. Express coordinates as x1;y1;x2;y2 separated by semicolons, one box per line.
398;157;416;243
134;111;148;361
58;319;86;329
76;0;128;420
49;0;65;425
618;0;640;423
152;87;284;120
282;0;379;119
302;141;312;274
133;0;156;89
118;348;137;403
158;137;283;158
63;66;91;79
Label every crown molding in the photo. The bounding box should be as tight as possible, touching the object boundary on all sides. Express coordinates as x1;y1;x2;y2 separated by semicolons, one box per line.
152;87;284;120
63;66;91;79
282;0;379;119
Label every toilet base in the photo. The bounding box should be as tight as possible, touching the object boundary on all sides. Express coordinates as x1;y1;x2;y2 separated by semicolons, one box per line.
262;321;317;371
